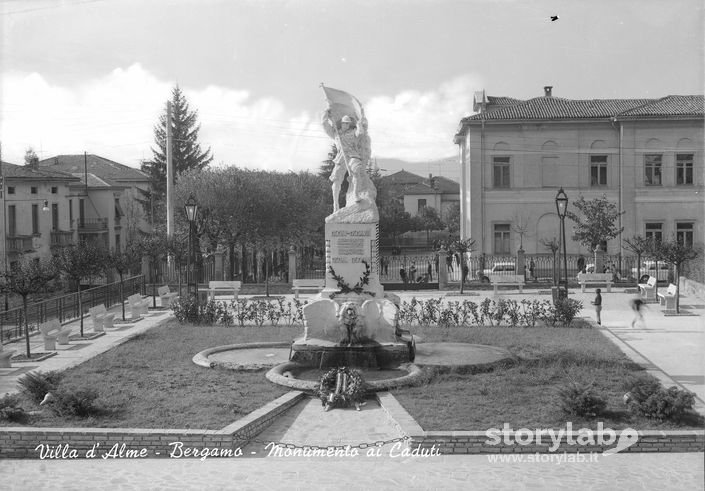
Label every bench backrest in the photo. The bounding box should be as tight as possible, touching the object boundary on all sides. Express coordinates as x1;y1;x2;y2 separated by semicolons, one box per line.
40;319;61;334
89;305;107;316
489;274;525;283
647;276;657;287
667;283;677;295
208;281;241;290
158;286;172;296
293;279;325;288
580;273;612;281
128;294;144;304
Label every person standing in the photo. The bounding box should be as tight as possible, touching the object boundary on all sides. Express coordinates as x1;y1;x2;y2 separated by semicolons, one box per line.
592;288;602;325
630;298;646;328
529;259;535;280
427;261;433;281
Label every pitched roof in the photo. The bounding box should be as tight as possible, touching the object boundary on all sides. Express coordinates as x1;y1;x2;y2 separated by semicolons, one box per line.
380;170;459;195
380;169;425;185
0;162;80;181
618;95;705;118
68;172;124;189
38;154;149;182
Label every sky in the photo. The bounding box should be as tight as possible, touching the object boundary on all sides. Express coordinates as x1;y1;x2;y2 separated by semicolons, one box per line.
0;0;703;181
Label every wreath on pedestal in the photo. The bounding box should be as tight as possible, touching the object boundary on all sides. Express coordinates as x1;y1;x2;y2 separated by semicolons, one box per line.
328;261;375;299
316;367;367;411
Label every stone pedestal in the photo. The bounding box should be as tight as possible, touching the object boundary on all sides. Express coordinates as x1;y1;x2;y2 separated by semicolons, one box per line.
323;222;383;299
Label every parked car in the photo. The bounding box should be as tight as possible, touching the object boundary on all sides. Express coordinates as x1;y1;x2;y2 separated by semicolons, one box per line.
631;261;671;282
475;262;516;283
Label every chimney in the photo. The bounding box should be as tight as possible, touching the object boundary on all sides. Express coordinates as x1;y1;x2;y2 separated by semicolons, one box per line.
544;86;553;97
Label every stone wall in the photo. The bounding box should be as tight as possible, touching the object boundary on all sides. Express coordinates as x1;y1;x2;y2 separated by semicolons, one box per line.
0;391;305;459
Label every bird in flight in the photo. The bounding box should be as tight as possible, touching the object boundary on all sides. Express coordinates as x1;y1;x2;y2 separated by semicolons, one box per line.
550;15;559;21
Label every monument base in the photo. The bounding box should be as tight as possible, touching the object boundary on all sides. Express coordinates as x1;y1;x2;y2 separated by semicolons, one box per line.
291;341;411;369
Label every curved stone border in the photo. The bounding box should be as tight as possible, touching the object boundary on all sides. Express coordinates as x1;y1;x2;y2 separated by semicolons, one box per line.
192;342;291;369
266;361;426;392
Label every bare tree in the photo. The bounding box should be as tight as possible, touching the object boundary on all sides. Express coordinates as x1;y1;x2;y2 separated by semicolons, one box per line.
540;237;560;284
511;212;532;251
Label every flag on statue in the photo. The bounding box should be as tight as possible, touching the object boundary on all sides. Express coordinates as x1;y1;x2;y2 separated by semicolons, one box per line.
321;85;363;125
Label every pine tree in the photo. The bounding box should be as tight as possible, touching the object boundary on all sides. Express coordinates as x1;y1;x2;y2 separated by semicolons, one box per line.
142;85;213;200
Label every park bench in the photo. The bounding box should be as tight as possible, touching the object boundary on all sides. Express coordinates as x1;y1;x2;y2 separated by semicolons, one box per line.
489;274;525;294
0;344;15;368
39;319;72;349
638;276;657;301
89;304;115;332
127;294;150;320
657;283;678;314
292;279;325;298
577;273;613;293
200;281;241;302
158;286;179;308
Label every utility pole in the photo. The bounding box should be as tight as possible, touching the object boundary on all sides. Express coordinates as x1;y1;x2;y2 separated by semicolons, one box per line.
166;101;174;238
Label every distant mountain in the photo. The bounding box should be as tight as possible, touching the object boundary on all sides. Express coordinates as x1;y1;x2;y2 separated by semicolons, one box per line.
375;156;460;182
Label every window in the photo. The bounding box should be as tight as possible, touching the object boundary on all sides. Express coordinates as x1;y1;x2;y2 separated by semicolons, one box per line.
51;187;58;194
115;234;121;254
32;204;39;234
493;157;510;188
676;223;694;247
79;199;85;228
494;224;511;254
676;153;694;185
645;222;663;243
8;205;16;236
417;199;426;214
644;154;662;185
52;204;59;231
590;155;608;186
31;186;38;194
7;187;14;195
114;198;124;221
69;199;73;226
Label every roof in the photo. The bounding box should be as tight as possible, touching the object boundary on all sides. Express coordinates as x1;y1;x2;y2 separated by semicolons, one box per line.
68;172;125;189
380;170;459;195
461;95;704;123
38;154;150;182
0;162;80;181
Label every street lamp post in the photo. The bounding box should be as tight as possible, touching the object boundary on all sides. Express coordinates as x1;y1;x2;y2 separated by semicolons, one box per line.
555;188;569;300
184;194;199;298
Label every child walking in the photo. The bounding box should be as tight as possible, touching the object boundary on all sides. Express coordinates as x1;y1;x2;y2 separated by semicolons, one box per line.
592;288;602;325
630;298;646;328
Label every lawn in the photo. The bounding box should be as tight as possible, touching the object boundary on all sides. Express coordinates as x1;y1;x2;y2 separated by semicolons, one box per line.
390;327;704;431
6;320;703;431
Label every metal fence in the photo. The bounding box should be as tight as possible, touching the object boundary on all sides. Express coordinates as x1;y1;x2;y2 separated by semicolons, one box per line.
0;275;144;344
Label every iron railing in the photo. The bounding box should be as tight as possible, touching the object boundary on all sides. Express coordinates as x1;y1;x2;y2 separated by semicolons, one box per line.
0;275;144;344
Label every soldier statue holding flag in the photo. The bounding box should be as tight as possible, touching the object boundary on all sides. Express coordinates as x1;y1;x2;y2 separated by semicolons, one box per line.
321;85;377;223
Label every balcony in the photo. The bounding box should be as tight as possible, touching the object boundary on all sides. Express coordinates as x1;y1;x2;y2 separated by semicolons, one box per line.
6;236;35;254
50;230;75;249
76;218;108;233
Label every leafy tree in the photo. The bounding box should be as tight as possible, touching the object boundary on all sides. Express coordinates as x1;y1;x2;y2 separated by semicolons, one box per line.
623;235;653;284
567;195;624;252
416;206;446;245
652;237;700;313
0;257;58;357
134;233;168;305
24;147;39;167
540;237;560;284
438;237;475;294
445;202;461;237
379;199;417;249
54;244;107;337
106;244;143;320
141;85;213;200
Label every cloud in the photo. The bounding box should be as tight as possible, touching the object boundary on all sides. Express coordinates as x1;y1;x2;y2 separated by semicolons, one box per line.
1;64;481;171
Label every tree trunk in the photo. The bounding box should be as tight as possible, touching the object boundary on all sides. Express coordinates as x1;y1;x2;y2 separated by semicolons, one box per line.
675;265;680;314
120;274;126;320
77;284;84;337
22;296;30;358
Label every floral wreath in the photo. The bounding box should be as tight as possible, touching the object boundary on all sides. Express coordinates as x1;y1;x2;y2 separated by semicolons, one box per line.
328;260;375;299
316;367;367;410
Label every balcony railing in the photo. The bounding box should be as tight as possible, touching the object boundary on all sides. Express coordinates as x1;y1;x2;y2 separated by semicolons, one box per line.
76;218;108;232
50;230;75;248
6;236;35;254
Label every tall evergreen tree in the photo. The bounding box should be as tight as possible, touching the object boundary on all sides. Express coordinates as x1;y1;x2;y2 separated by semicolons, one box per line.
142;85;213;200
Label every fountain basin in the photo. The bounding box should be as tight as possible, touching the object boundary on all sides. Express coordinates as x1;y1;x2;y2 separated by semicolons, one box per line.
290;338;412;368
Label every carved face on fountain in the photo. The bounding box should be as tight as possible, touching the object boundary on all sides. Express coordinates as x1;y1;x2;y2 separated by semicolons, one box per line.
337;301;365;345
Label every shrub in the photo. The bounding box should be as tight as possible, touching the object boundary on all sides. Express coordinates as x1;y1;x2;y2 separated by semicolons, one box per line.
554;298;583;326
556;381;607;417
50;388;102;418
622;375;662;403
17;371;63;403
171;297;232;325
0;394;29;423
632;387;695;421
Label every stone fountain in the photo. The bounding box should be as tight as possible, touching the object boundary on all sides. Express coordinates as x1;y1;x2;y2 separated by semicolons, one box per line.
288;86;413;370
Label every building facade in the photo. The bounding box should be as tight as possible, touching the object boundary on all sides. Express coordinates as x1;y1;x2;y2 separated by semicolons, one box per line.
454;88;704;256
381;170;460;220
